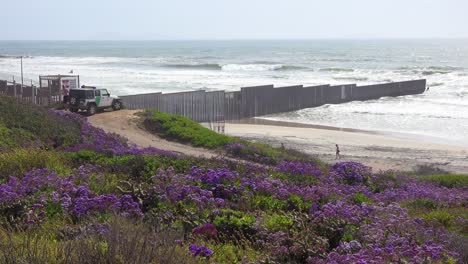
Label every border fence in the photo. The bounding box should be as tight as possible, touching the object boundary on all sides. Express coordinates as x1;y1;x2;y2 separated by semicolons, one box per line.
0;73;426;123
121;79;426;122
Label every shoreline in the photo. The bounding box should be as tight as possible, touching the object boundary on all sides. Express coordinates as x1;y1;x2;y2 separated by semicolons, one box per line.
229;117;464;147
223;121;468;173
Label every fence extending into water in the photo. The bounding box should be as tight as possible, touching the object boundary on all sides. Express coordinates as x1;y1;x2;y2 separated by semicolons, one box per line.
121;79;426;122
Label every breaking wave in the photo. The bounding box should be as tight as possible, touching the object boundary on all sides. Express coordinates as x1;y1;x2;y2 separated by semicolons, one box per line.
397;65;464;76
319;67;355;72
427;66;464;71
162;63;223;70
421;70;450;76
221;64;283;71
333;76;369;82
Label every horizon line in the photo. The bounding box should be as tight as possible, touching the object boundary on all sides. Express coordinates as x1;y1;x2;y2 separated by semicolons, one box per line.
1;37;468;42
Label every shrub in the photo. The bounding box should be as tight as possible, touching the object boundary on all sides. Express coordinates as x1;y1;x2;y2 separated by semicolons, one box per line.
352;192;372;205
407;198;439;210
225;143;276;165
209;244;242;264
144;110;236;149
264;213;294;232
0;149;72;178
253;195;288;211
0;124;19;149
414;164;449;175
369;170;400;193
424;210;456;228
68;149;100;164
286;194;310;212
213;209;256;239
420;174;468;188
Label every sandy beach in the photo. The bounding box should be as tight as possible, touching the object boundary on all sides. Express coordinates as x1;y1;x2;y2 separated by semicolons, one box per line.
224;119;468;173
88;110;468;174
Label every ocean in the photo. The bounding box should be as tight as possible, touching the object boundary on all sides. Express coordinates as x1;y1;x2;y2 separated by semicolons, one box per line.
0;40;467;144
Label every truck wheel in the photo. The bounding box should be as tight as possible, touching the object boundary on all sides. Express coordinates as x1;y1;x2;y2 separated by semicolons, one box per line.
69;96;78;105
87;104;97;116
112;100;122;110
70;107;78;113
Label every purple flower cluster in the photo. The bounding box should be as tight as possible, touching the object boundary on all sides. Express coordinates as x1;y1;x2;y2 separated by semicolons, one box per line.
163;184;226;209
0;168;143;222
330;162;372;185
276;161;323;177
192;223;218;239
310;200;373;224
189;167;239;185
374;176;468;207
70;194;143;218
188;244;214;257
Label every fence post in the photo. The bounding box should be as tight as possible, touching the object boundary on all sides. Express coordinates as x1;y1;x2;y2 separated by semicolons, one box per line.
31;80;35;104
21;56;24;99
12;76;16;97
48;80;52;106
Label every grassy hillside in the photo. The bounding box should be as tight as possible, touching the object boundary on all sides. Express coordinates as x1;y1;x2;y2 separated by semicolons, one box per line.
143;110;237;148
0;95;81;149
0;99;466;263
143;110;315;165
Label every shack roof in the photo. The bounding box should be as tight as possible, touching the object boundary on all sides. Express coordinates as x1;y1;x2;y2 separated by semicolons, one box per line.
39;75;79;80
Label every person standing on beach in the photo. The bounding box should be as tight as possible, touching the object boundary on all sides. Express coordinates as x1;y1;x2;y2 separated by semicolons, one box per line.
335;144;341;160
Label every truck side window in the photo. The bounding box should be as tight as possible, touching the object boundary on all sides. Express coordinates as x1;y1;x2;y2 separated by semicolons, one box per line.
86;90;94;99
101;90;109;96
95;90;101;96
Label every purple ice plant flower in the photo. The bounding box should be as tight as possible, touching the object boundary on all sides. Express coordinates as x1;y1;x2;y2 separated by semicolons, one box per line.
276;161;323;177
330;161;371;185
188;244;214;257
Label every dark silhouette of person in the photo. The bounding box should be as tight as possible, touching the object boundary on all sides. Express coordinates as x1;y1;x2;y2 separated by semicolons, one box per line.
280;143;285;150
335;144;341;160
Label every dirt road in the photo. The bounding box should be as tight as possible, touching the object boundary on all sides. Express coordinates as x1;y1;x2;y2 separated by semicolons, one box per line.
88;110;219;158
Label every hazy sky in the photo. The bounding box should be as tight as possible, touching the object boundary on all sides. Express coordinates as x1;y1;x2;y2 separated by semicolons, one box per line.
2;0;467;40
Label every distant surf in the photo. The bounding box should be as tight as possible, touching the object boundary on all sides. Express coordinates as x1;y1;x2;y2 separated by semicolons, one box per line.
162;63;309;72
